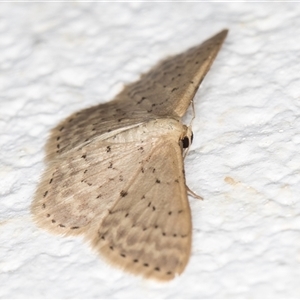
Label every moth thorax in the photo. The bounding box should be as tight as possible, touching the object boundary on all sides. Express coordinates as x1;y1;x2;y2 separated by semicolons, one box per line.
180;125;193;150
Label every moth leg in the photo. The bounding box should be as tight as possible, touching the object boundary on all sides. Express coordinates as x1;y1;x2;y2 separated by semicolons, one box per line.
187;185;203;200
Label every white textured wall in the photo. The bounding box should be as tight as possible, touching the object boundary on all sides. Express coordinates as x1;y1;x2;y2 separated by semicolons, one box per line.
1;3;300;298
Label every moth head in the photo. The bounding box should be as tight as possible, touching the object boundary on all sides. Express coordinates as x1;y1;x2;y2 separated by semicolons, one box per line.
180;125;193;156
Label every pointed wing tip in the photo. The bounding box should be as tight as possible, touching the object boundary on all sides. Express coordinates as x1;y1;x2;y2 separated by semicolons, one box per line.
200;29;228;55
213;28;229;41
220;28;229;34
196;29;228;53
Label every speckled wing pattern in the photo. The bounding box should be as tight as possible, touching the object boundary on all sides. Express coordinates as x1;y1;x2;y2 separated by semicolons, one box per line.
31;29;228;281
92;138;192;281
116;29;228;117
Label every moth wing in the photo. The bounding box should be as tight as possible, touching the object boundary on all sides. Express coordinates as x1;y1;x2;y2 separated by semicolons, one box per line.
114;29;228;117
32;136;155;236
89;139;192;281
45;30;227;160
45;103;148;161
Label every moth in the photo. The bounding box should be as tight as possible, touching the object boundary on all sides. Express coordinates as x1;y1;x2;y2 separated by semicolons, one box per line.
32;29;228;281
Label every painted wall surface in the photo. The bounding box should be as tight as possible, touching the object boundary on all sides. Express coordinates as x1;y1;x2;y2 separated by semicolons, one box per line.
1;3;299;298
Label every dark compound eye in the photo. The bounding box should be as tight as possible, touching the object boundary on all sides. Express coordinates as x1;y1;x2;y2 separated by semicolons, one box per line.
181;131;194;149
182;136;190;149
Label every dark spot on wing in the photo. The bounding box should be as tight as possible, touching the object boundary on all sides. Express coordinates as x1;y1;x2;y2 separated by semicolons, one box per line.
120;190;128;197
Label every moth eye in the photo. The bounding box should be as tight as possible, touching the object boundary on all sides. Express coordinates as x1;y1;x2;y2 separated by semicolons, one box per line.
181;136;190;149
181;131;193;149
